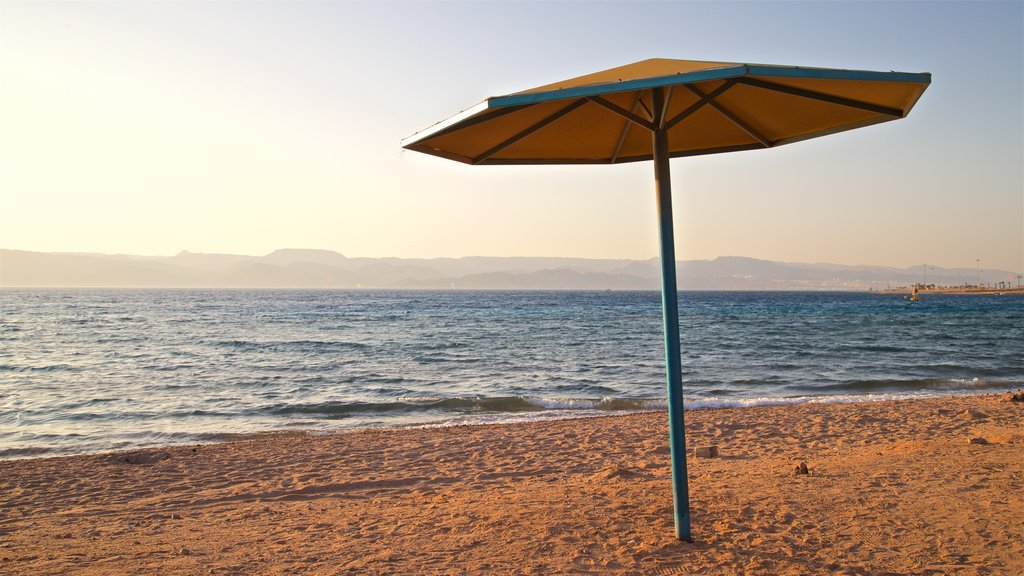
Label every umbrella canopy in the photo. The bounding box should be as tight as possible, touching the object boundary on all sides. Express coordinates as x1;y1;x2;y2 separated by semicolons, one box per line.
402;58;930;542
402;58;929;164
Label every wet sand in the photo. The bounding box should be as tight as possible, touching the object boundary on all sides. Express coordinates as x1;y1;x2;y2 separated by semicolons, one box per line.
1;393;1022;575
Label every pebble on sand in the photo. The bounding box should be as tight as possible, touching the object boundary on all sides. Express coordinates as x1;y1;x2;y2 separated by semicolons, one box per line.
694;446;719;458
968;437;989;445
795;461;810;475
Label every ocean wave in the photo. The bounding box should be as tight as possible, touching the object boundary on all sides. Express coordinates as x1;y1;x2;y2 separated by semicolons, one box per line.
0;363;81;372
682;388;1018;410
412;354;478;364
265;395;667;418
786;377;1016;394
216;339;371;352
66;380;1024;425
0;446;54;458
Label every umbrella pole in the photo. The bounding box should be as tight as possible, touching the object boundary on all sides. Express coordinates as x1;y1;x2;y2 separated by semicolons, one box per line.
652;90;692;542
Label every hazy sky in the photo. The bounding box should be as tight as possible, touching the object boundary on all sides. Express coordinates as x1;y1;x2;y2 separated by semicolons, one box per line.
1;1;1021;271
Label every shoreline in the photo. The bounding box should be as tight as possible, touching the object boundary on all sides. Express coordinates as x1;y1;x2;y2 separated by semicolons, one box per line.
4;385;1020;463
2;393;1021;575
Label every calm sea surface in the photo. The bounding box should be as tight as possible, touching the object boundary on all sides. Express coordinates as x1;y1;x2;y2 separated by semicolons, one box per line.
1;289;1021;459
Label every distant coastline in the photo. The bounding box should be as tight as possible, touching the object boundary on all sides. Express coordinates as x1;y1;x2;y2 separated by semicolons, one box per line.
2;248;1020;292
879;286;1024;296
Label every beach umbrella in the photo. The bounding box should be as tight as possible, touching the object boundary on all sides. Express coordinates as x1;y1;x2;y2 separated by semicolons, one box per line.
401;58;930;541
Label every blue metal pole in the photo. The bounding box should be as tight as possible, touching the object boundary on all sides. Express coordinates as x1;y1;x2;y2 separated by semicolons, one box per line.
652;88;692;542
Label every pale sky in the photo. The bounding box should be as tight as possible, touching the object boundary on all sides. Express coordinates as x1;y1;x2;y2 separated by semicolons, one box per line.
1;1;1021;272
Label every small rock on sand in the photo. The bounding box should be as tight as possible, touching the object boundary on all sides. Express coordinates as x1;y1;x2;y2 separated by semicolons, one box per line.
1004;390;1024;403
794;461;809;475
118;452;170;465
694;446;719;458
968;437;989;445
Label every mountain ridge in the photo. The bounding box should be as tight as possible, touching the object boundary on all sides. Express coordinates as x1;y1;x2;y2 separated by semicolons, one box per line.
1;249;1018;291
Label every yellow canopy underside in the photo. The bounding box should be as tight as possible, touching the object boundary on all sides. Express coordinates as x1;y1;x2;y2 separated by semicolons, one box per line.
403;59;930;165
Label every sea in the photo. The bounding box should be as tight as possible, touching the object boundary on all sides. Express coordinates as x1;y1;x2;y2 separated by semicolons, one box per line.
1;289;1021;459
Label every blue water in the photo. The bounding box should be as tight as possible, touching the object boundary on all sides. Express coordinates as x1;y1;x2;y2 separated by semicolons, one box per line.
1;289;1021;459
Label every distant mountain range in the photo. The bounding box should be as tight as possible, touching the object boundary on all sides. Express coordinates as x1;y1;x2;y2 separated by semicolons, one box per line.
0;249;1018;291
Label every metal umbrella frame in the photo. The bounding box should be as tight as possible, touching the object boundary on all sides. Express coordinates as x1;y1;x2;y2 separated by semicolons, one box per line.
402;59;930;541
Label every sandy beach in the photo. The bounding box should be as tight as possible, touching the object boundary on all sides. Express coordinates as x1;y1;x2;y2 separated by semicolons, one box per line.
1;393;1021;575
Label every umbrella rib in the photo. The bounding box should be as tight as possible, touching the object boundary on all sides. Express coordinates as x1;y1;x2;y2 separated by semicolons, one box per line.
610;94;644;164
637;93;654;121
657;86;674;129
664;80;738;130
587;95;657;131
736;77;905;117
685;84;771;148
472;99;589;164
